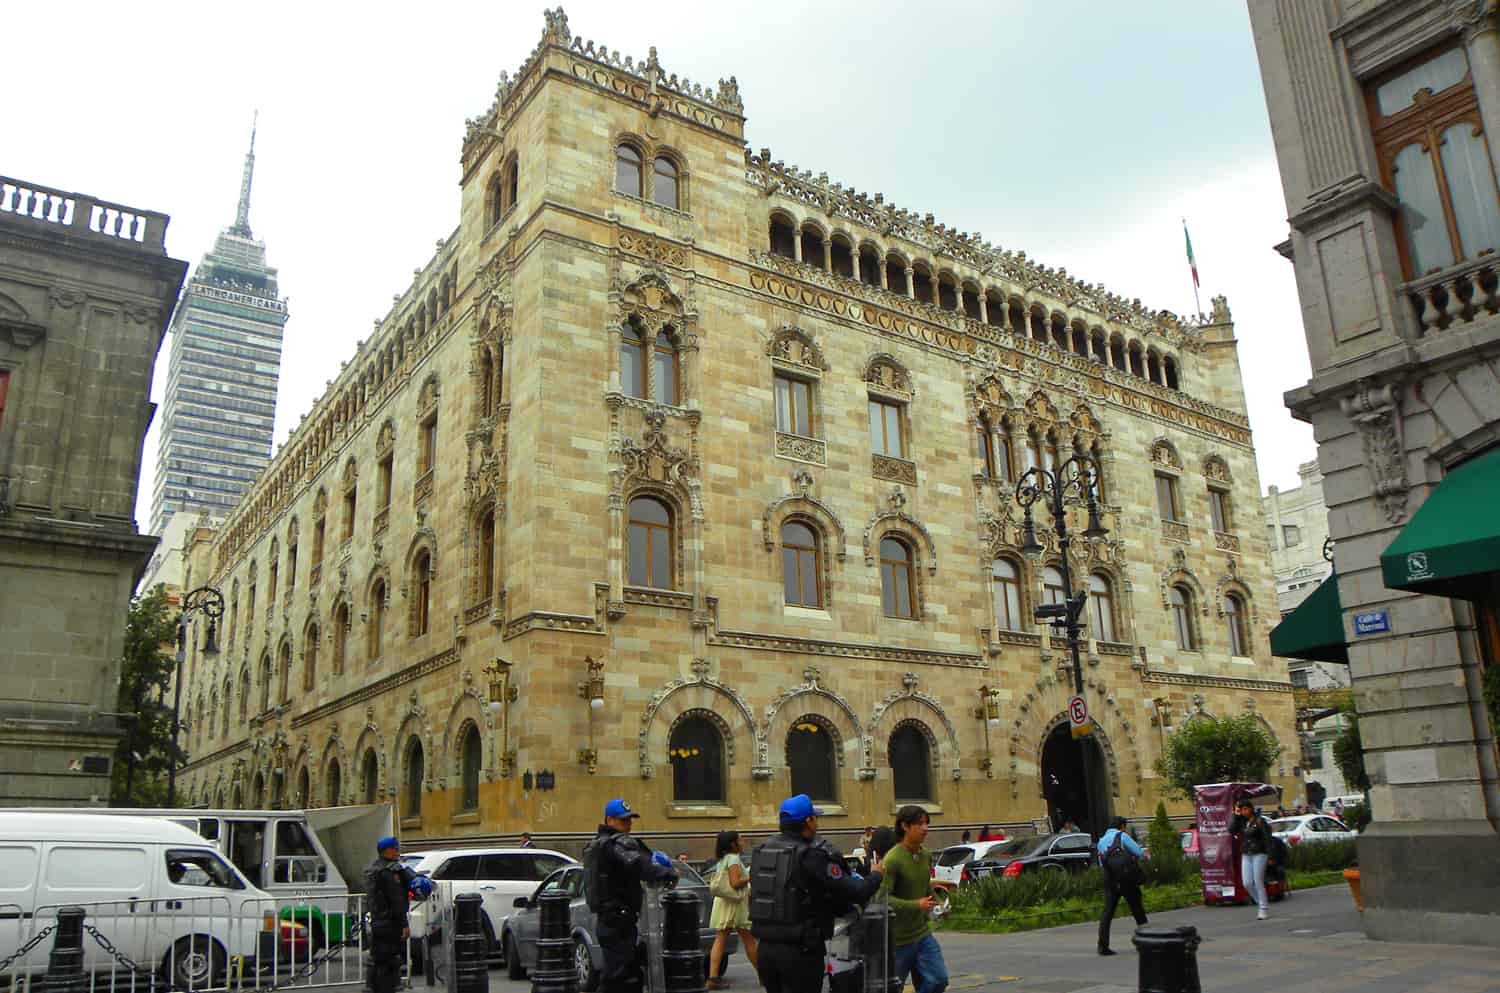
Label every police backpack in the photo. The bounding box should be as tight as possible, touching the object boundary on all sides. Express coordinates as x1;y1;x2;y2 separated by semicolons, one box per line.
748;837;808;939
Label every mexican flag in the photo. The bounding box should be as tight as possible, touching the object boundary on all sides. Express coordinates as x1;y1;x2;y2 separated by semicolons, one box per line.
1184;222;1200;289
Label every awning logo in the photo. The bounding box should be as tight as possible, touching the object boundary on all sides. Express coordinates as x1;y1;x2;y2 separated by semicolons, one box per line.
1406;552;1432;581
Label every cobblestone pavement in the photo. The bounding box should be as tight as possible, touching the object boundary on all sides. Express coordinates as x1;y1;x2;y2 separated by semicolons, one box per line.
477;884;1500;993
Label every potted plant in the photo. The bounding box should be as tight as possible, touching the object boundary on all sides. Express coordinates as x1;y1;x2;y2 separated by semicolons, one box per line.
1343;852;1361;911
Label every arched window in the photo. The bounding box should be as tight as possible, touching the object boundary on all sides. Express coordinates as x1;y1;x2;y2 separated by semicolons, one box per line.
505;157;519;213
477;509;496;602
885;256;909;295
1164;356;1180;391
404;738;424;817
769;215;797;258
327;759;342;806
277;642;291;704
653;156;679;209
830;236;855;278
992;558;1023;632
1088;573;1116;642
479;349;495;418
332;603;349;676
223;680;232;732
460;723;482;812
1128;343;1145;378
1043;566;1067;607
615;143;642;197
787;719;837;802
890;723;932;801
1147;351;1163;385
859;246;882;286
879;537;916;619
669;714;725;804
627;496;674;589
413;552;432;636
801;225;826;269
977;416;1014;482
1110;336;1127;371
295;768;310;809
620;321;646;399
652;330;680;406
1170;585;1197;650
781;520;821;608
369;579;386;662
487;174;504;228
361;749;379;804
1225;593;1251;657
303;624;319;691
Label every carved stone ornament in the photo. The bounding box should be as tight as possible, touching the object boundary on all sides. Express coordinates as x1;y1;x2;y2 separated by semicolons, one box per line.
1202;454;1231;483
1149;437;1181;469
620;415;702;518
637;659;756;780
1340;381;1407;524
767;325;828;372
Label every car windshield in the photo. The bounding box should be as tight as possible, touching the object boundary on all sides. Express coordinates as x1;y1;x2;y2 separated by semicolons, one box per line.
1269;819;1301;832
936;847;973;867
674;862;705;886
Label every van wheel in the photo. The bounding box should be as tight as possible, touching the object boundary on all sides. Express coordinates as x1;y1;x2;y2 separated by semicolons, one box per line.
162;936;226;989
505;933;527;981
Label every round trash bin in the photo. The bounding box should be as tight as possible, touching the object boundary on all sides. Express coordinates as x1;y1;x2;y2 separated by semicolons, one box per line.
1131;925;1201;993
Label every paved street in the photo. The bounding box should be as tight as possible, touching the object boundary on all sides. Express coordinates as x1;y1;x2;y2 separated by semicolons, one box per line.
474;885;1500;993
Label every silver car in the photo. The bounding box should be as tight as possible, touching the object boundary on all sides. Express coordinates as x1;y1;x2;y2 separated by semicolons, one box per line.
500;862;735;991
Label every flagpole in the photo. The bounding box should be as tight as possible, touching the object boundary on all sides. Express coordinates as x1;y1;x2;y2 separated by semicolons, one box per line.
1183;217;1202;318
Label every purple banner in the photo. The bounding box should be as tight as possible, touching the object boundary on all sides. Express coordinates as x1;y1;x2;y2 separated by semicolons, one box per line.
1193;782;1280;905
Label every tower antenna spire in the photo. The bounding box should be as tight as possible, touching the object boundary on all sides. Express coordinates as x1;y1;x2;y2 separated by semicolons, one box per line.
232;112;257;237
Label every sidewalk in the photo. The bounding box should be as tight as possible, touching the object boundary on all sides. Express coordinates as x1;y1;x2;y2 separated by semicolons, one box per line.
930;884;1500;993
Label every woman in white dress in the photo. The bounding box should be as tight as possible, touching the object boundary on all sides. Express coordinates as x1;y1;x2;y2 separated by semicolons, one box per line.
707;830;758;989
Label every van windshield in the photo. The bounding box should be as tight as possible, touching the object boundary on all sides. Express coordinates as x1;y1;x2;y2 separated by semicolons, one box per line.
166;849;244;890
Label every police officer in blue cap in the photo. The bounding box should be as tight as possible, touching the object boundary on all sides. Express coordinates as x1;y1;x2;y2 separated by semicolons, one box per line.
364;835;427;993
583;799;677;993
750;794;883;993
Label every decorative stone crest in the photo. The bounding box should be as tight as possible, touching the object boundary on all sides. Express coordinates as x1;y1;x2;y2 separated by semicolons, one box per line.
1149;437;1181;469
1202;454;1231;483
767;325;828;372
1340;381;1407;524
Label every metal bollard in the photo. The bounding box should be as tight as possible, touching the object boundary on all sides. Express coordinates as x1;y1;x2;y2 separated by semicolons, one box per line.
660;890;705;993
1131;925;1201;993
450;894;490;993
530;890;577;993
855;904;900;993
41;907;87;993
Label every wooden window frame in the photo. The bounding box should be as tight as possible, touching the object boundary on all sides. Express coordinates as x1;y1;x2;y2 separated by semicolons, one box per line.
419;414;438;476
652;331;681;406
1088;573;1116;643
627;496;675;590
652;154;680;209
781;520;821;608
992;558;1024;632
879;536;917;620
477;509;496;602
1225;593;1251;657
620;323;647;399
1170;585;1197;651
1366;44;1499;279
615;143;643;198
1208;487;1232;533
413;553;432;637
868;397;908;458
775;372;816;437
1155;472;1181;522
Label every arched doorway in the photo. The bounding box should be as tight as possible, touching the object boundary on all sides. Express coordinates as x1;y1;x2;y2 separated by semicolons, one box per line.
1040;721;1109;835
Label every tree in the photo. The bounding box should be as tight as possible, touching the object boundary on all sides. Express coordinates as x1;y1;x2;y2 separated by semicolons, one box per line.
111;584;183;806
1146;800;1181;863
1155;713;1283;800
1332;705;1370;794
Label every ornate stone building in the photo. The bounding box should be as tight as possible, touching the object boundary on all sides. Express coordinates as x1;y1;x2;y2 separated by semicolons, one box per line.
1249;0;1500;945
175;10;1295;847
0;176;187;804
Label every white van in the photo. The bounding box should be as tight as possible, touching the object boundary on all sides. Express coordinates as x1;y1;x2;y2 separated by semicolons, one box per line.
0;812;277;986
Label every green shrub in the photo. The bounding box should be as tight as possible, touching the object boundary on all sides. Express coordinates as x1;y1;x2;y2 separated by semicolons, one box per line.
1141;850;1191;886
1339;802;1371;832
1285;838;1357;872
952;866;1104;913
1146;802;1180;861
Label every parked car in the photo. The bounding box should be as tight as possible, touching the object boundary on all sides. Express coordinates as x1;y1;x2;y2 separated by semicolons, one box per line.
500;862;734;991
0;812;280;987
409;847;574;969
965;832;1095;879
1270;814;1356;845
1322;794;1365;815
933;840;1019;885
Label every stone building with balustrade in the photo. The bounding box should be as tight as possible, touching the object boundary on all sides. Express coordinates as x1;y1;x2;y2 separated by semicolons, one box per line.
174;9;1296;847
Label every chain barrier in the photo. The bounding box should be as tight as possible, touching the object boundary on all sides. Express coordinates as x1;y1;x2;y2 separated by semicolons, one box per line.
0;924;57;976
83;922;159;979
254;918;367;992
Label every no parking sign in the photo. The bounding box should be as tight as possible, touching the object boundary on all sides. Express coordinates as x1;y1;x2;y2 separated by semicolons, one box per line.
1068;694;1092;738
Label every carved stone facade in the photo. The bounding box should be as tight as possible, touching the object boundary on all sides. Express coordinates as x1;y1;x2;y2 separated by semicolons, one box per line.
0;176;188;804
1249;0;1500;946
174;12;1294;847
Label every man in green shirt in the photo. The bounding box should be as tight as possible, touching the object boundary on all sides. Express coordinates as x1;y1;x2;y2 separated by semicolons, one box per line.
879;806;950;993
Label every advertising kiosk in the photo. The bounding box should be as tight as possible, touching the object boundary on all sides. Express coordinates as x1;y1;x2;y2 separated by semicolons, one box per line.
1192;782;1287;906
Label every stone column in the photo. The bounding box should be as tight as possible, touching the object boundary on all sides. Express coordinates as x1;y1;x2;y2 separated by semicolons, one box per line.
904;267;915;300
878;253;889;291
793;230;802;264
821;234;832;272
1464;17;1500;186
977;292;988;325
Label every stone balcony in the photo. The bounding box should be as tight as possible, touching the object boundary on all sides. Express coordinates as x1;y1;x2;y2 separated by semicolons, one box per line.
1406;255;1500;335
1;177;171;255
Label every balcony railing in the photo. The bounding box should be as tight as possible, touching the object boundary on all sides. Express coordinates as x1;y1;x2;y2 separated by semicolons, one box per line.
1406;255;1500;335
0;176;170;254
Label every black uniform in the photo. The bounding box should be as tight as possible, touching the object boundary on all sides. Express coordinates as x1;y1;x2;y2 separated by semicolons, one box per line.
750;827;883;993
364;856;413;993
585;825;676;993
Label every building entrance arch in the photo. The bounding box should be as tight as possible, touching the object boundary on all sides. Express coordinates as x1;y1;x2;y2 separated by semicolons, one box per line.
1040;721;1110;835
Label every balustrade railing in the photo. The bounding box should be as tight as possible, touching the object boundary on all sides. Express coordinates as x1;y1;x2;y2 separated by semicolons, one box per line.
1406;255;1500;334
0;176;169;253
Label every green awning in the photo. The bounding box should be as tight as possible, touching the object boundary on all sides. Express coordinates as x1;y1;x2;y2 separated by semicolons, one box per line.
1381;446;1500;597
1270;576;1348;664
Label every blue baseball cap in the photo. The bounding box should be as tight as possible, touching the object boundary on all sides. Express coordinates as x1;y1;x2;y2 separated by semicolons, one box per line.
779;794;823;823
376;836;399;852
604;798;641;820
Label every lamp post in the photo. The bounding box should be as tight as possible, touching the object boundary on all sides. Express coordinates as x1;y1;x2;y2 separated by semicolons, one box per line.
1016;454;1108;838
167;585;224;808
577;655;605;774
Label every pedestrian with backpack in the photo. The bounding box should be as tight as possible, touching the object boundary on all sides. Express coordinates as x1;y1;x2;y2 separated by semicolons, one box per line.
749;794;882;993
706;830;757;989
583;799;678;993
1095;816;1148;956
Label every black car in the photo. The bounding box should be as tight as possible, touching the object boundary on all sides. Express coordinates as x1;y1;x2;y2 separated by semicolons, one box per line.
499;863;735;991
965;832;1095;879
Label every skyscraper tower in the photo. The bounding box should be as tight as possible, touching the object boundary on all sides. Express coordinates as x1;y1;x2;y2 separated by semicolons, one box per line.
149;119;289;536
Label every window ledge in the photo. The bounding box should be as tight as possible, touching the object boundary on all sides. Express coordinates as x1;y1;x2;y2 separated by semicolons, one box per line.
784;605;832;622
612;189;694;220
400;816;423;830
666;804;736;819
890;802;942;816
623;587;693;610
808;803;847;818
450;811;481;826
1230;655;1257;666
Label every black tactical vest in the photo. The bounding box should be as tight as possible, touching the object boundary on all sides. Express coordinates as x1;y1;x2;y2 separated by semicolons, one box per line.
749;834;811;943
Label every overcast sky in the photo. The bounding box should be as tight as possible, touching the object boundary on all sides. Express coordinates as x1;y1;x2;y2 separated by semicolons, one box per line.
6;0;1318;529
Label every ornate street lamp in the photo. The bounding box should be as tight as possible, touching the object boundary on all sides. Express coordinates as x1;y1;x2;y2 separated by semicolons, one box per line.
1015;453;1108;837
577;655;605;774
168;585;225;808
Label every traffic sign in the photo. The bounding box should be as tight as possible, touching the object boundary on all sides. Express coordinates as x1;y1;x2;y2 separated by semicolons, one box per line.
1068;695;1093;738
